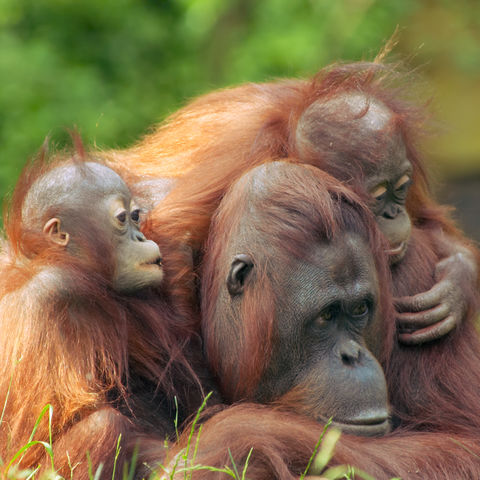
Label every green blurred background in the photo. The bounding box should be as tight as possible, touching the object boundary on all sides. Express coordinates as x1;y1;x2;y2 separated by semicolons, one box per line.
0;0;479;237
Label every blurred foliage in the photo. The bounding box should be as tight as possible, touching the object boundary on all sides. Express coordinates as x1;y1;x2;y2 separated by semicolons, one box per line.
0;0;479;197
401;0;480;176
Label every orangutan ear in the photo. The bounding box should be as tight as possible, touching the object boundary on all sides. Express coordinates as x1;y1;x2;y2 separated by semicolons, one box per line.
43;218;70;247
227;254;254;296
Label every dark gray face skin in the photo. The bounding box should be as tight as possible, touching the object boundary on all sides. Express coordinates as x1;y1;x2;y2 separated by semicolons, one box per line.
228;232;390;437
296;93;413;264
363;132;412;265
24;162;164;293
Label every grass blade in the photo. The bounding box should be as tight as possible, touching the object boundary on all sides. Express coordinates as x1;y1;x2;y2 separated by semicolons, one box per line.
112;434;122;480
241;448;253;480
300;418;333;479
227;449;240;479
312;427;341;473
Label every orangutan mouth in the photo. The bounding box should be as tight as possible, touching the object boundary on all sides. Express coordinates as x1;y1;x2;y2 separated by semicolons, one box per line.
385;241;405;256
143;256;163;268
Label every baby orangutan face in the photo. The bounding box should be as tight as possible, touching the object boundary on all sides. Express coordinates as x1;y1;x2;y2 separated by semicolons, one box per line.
362;132;412;265
102;182;164;293
33;161;164;293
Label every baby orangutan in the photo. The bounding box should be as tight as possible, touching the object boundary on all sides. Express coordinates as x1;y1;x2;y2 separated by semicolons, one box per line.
0;142;205;479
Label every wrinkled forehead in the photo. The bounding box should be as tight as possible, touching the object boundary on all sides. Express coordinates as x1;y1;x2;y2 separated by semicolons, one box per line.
306;230;371;267
280;231;378;297
361;133;411;183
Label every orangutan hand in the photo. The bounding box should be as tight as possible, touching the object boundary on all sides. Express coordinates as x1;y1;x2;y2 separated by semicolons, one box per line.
396;248;478;345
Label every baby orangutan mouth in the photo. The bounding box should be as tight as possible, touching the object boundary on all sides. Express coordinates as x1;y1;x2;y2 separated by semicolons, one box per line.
386;241;405;256
385;241;408;264
142;256;163;268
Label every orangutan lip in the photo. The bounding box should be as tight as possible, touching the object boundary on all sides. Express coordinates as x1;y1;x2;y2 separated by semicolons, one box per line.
316;407;390;437
343;415;388;426
318;413;389;429
385;241;405;256
323;417;390;437
143;256;163;268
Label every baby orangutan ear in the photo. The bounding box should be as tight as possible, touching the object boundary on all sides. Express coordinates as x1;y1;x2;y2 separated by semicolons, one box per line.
227;254;254;296
43;218;70;247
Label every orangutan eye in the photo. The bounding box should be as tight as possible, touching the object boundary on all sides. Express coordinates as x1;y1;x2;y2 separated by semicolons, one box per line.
395;174;411;190
351;301;369;317
393;175;412;202
319;305;337;323
116;211;127;225
395;175;412;194
371;184;387;202
322;310;333;321
131;209;141;223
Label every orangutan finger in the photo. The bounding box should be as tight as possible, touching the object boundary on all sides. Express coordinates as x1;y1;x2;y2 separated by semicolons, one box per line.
398;315;456;345
397;303;450;329
394;282;448;313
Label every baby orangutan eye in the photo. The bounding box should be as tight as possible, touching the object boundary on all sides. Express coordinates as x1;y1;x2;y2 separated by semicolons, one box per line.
116;211;127;225
371;184;387;202
394;174;412;198
131;209;141;223
395;174;411;191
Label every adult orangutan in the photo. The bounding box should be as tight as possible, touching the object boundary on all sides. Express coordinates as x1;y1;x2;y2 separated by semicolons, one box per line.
0;142;211;478
103;62;480;433
201;161;392;432
160;162;480;480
